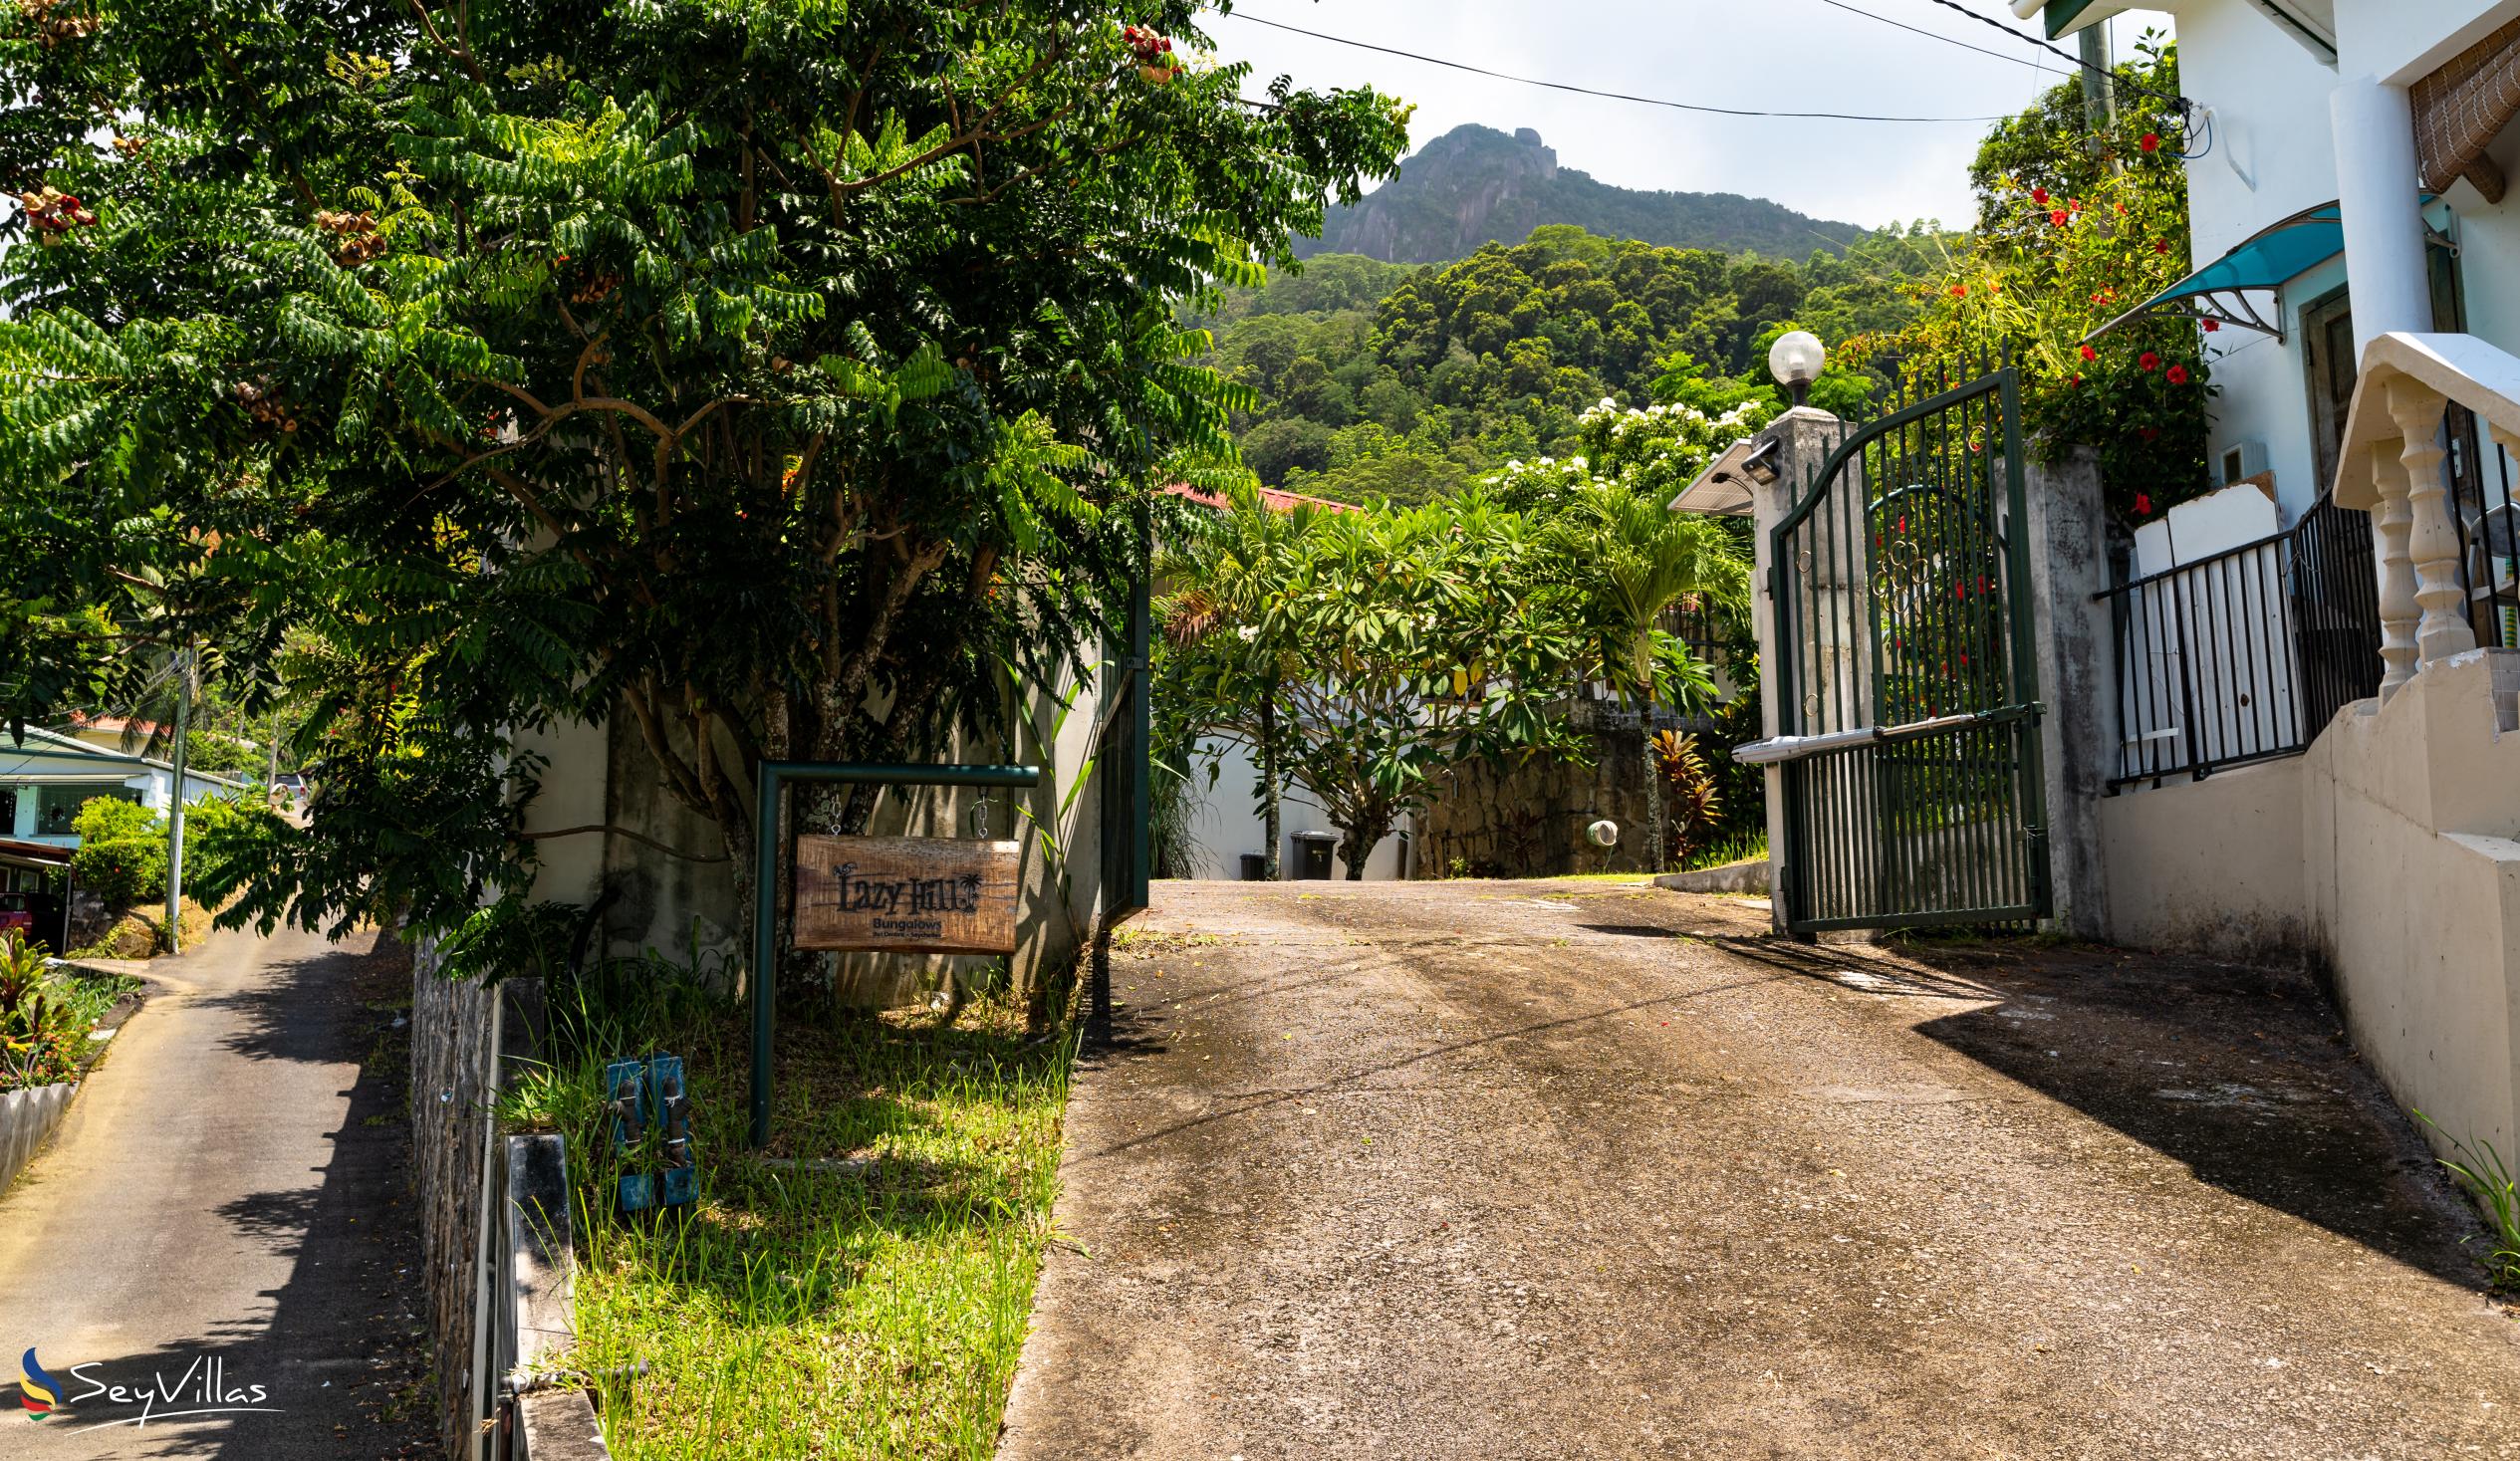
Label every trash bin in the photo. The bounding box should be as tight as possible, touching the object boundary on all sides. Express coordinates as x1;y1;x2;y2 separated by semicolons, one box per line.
1240;852;1269;881
1291;831;1339;880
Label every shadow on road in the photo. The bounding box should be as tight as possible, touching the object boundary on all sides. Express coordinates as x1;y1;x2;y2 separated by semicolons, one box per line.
3;937;435;1458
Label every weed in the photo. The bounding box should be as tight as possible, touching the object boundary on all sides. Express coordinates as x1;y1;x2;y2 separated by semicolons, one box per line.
2414;1112;2520;1291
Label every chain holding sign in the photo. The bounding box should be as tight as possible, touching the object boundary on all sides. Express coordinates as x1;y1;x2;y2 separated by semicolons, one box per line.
793;836;1021;954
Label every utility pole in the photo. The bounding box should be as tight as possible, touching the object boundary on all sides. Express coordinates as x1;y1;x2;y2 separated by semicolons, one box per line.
2080;21;2122;173
163;646;190;955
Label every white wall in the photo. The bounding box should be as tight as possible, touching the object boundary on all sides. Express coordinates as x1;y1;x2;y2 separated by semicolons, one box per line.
1177;735;1408;880
2335;0;2520;85
2101;649;2520;1169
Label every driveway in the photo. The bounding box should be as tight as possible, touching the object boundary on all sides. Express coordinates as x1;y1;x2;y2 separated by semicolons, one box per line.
0;927;434;1457
1000;879;2520;1460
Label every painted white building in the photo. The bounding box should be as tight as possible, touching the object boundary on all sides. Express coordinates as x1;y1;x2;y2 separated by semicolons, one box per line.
0;727;246;846
2059;2;2520;550
2011;0;2520;1197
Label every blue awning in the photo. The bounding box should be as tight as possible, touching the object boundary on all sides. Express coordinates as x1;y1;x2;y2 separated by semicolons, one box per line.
2087;201;2345;344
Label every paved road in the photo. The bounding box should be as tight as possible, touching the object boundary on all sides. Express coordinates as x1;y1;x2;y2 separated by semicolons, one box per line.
0;927;433;1457
1001;879;2520;1460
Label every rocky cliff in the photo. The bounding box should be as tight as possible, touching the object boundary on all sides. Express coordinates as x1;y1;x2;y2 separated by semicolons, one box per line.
1301;124;1863;264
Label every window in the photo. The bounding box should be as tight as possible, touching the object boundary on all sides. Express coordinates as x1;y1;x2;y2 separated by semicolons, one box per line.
33;786;137;836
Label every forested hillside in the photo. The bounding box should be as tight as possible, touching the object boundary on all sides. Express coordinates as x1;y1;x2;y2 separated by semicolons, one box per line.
1302;124;1865;264
1206;223;1949;504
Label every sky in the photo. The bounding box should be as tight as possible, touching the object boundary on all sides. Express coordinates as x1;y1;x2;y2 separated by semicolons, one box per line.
1208;1;2176;230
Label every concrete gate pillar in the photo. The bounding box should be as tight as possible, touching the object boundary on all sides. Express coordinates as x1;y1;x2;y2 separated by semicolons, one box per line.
1745;406;1851;935
2022;446;2118;940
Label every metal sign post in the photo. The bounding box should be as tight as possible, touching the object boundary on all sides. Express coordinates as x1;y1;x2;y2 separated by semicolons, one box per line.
748;761;1042;1148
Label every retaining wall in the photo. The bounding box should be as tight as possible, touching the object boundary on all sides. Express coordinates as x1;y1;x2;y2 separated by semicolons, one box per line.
0;1082;75;1192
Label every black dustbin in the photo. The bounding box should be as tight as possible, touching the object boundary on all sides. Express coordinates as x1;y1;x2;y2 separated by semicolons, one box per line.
1240;852;1269;881
1291;831;1339;880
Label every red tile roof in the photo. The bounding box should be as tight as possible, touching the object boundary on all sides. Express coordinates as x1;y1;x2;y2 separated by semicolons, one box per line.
1160;482;1362;515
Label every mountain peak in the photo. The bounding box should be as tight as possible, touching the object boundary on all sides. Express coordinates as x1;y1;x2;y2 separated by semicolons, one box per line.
1300;123;1862;265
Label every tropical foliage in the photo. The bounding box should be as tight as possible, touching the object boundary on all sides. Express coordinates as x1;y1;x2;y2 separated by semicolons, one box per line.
1858;35;2208;524
0;1;1408;949
68;796;165;908
1203;223;1946;503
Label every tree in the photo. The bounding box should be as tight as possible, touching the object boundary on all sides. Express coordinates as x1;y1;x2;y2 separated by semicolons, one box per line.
0;2;1408;950
1540;485;1741;869
1856;34;2205;525
1156;481;1331;880
1270;494;1585;876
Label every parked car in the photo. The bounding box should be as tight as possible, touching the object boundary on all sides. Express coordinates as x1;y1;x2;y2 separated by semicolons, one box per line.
0;890;63;946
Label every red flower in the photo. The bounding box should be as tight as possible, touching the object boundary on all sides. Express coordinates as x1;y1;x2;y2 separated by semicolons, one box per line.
2069;373;2084;387
2079;344;2098;363
2154;238;2172;254
2050;209;2070;227
2202;319;2220;333
1951;284;1968;297
2139;351;2162;372
2139;426;2161;442
2140;132;2161;152
2136;493;2153;516
2031;186;2050;205
2165;365;2191;385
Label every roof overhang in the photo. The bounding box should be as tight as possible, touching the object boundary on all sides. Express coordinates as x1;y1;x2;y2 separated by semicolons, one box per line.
0;838;74;867
2087;195;2451;347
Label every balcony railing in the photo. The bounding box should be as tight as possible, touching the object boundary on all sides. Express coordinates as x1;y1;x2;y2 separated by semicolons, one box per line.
2096;495;2383;789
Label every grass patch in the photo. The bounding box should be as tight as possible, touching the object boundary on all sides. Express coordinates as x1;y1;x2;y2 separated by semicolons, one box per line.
507;967;1076;1459
2416;1112;2520;1292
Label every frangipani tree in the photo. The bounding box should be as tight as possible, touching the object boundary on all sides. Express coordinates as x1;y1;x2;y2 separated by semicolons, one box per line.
1271;493;1586;877
0;0;1408;945
1156;480;1331;880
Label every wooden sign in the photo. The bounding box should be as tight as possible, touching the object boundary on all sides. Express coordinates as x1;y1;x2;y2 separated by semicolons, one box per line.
792;836;1021;954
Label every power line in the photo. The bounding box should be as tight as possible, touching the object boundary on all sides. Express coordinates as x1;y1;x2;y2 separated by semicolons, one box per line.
1912;0;2194;120
1223;10;2011;123
1809;0;2055;71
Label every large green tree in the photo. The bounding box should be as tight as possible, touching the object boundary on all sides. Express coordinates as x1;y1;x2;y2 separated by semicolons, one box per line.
0;1;1407;941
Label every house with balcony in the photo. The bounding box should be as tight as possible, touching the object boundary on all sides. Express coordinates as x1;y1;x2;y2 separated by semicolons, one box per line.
2010;0;2520;1173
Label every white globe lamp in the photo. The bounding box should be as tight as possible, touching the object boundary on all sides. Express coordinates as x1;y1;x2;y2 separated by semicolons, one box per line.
1768;331;1826;407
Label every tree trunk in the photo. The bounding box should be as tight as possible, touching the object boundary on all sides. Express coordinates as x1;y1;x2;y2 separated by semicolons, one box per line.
1640;700;1666;873
1258;694;1282;880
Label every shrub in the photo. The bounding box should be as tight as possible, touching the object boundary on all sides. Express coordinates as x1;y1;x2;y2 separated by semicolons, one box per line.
70;797;166;908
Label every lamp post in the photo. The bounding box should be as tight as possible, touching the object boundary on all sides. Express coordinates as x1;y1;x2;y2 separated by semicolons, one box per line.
1768;331;1826;408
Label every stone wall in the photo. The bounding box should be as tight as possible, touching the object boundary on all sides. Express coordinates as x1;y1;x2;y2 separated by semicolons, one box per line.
409;937;497;1460
410;945;549;1460
1417;709;1704;878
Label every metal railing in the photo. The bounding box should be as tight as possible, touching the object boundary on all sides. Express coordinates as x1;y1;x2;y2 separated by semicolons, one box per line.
2446;402;2520;649
2097;494;2382;789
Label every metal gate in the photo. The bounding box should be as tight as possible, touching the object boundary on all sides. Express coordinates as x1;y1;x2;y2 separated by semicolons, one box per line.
1767;366;2050;933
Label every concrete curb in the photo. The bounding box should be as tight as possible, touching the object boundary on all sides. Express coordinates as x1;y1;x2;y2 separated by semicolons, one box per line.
1652;856;1771;895
0;1082;77;1193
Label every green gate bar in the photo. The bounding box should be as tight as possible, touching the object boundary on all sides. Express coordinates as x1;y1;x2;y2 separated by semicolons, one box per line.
749;760;1043;1149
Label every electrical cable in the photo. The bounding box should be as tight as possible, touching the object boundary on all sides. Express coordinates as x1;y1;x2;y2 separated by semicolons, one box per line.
1223;10;2012;123
1912;0;2194;119
1809;0;2057;71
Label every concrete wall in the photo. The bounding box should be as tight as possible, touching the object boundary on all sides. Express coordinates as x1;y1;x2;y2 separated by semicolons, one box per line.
1176;735;1407;881
0;1082;75;1195
2100;649;2520;1165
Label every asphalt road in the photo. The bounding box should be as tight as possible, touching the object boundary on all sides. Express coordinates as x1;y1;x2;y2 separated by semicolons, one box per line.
1000;879;2520;1460
0;926;433;1458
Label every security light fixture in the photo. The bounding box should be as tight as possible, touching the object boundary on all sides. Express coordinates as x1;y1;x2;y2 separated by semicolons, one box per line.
1738;434;1783;487
1768;330;1825;406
